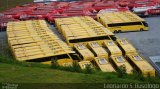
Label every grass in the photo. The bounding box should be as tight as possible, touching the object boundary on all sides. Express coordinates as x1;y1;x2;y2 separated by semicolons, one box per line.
0;55;160;84
0;63;145;86
0;0;33;12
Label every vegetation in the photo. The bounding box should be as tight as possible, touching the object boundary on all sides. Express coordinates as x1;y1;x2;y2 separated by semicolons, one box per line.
117;65;127;78
0;0;33;12
0;55;160;84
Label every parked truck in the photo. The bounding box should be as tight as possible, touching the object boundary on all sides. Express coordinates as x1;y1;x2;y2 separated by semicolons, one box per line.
78;61;93;69
87;41;115;72
74;43;95;61
93;57;115;72
87;41;108;58
126;53;156;77
116;38;137;55
103;40;133;74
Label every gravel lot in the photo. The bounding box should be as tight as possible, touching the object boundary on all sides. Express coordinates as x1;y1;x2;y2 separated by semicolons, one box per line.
0;31;12;58
116;16;160;57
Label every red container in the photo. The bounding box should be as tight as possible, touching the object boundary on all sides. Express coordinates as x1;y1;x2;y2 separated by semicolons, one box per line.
64;12;85;16
2;11;25;19
47;13;68;22
0;16;18;29
92;0;117;11
146;8;160;15
57;2;69;8
116;0;132;7
84;11;97;19
129;0;157;8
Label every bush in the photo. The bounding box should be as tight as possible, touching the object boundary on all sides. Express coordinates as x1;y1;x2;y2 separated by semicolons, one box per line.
51;58;59;68
70;62;82;72
132;69;145;81
146;76;160;83
84;64;94;74
117;65;127;78
51;59;83;73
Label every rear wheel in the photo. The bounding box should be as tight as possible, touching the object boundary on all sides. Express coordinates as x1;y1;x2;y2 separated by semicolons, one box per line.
140;28;144;31
114;30;118;33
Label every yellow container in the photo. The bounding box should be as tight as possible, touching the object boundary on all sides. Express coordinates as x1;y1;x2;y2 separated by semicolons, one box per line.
110;55;133;74
56;59;73;67
55;16;115;46
78;61;93;69
74;43;94;61
41;61;52;65
103;40;122;56
97;11;149;32
126;53;155;77
94;57;115;72
7;20;74;63
87;41;108;59
116;38;137;55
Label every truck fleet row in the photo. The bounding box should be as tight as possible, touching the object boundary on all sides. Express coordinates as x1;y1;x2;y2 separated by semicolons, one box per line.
7;15;156;77
1;0;160;29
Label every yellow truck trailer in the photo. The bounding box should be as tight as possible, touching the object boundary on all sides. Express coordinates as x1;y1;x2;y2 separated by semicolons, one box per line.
78;61;93;69
55;16;104;33
97;11;149;33
116;38;137;55
41;54;74;66
7;20;75;66
60;24;114;46
41;53;81;66
126;53;155;77
103;40;122;56
87;41;108;58
110;55;133;74
93;57;115;72
74;43;95;61
55;16;116;46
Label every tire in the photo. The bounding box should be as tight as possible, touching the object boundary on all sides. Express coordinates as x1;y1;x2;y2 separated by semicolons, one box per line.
114;30;117;33
140;28;144;31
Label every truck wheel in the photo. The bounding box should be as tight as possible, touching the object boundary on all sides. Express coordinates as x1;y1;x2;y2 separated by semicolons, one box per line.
114;30;117;33
140;28;144;31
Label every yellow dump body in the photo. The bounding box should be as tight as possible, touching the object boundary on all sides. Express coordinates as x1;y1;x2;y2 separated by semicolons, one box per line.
87;42;108;59
126;53;155;77
103;40;122;56
41;61;52;65
7;20;74;62
55;16;115;46
41;54;75;66
78;61;93;69
116;38;137;55
56;59;73;67
97;11;149;32
94;57;115;72
55;16;104;32
55;17;78;32
74;44;94;61
110;55;133;74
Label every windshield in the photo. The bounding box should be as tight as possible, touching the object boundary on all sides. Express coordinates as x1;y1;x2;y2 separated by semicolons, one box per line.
142;21;148;27
98;58;108;65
